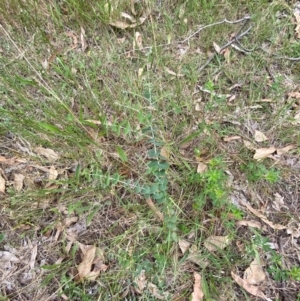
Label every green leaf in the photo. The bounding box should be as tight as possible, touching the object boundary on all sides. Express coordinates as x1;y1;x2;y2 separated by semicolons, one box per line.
116;146;128;162
38;122;63;134
0;233;5;242
147;148;159;159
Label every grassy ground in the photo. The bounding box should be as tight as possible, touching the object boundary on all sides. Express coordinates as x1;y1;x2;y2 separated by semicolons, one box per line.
0;0;300;300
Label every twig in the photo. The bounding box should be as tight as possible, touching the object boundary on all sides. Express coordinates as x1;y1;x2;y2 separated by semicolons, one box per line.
198;25;253;72
120;15;251;55
181;15;251;43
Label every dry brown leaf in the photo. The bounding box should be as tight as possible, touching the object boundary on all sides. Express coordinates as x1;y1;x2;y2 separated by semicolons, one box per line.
78;244;106;281
35;147;59;162
244;257;266;285
253;147;276;160
48;165;58;181
197;162;207;174
134;269;147;293
148;282;170;300
178;239;191;255
288;91;300;99
164;67;184;77
231;271;271;300
135;32;143;49
254;130;268;142
160;146;170;160
80;26;87;52
0;173;6;193
187;245;209;268
293;111;300;124
243;140;256;150
109;14;147;29
239;199;286;230
29;244;38;270
0;156;26;165
191;272;204;301
236;220;262;229
277;144;296;155
204;235;230;252
66;31;78;49
223;135;241;142
13;173;25;191
213;42;221;54
146;198;164;221
294;10;300;38
272;193;287;211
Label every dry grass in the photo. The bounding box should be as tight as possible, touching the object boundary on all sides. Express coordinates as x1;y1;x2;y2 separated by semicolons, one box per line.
0;0;299;300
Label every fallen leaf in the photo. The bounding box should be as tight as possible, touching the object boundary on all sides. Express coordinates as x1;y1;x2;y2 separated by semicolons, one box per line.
148;282;170;300
243;140;256;150
77;244;106;281
48;165;58;181
236;220;262;229
272;193;287;211
109;13;147;29
134;269;147;293
29;244;38;270
204;235;230;252
253;147;276;160
288;91;300;99
239;199;286;230
164;67;184;77
191;272;204;301
160;146;170;160
0;173;5;193
223;135;241;142
13;173;25;191
254;130;268;142
35;147;59;162
293;111;300;124
244;257;266;284
66;31;78;49
187;245;209;268
294;10;300;38
178;239;191;255
277;144;296;155
197;162;207;174
213;42;221;54
231;271;271;300
135;32;143;49
85;119;102;125
80;26;87;52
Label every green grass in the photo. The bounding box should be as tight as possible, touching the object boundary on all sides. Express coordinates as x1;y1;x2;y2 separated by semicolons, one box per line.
0;0;299;300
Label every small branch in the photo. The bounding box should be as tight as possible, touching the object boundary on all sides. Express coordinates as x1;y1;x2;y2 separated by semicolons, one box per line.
181;15;251;44
120;15;251;55
198;25;253;72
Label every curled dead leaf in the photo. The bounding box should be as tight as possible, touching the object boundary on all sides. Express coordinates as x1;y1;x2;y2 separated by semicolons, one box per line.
13;173;25;191
204;235;230;252
191;272;204;301
254;130;268;142
35;147;59;162
77;244;106;281
231;271;271;300
0;173;6;193
223;135;241;142
236;220;262;229
244;257;266;285
197;162;207;174
277;144;296;155
134;269;147;293
239;199;286;230
178;239;191;255
253;147;276;160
